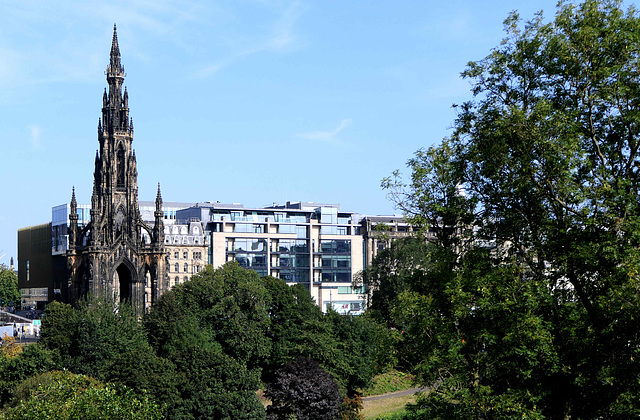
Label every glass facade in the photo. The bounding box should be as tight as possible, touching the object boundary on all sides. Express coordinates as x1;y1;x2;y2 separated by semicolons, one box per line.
227;238;268;276
320;240;351;282
276;239;310;283
234;223;265;233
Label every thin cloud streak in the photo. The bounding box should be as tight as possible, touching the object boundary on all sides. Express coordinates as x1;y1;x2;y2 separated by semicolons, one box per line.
297;119;352;143
193;1;306;78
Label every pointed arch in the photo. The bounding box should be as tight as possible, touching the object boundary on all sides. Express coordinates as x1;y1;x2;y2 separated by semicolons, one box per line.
111;258;137;303
116;142;126;187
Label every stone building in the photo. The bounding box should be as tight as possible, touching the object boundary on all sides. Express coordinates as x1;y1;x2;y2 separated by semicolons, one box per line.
65;26;166;312
165;221;208;288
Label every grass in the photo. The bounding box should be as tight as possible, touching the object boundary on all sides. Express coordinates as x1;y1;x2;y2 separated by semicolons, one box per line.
362;393;417;419
360;370;414;397
359;370;419;419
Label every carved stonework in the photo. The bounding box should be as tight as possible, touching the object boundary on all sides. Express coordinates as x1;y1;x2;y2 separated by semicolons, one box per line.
66;25;166;314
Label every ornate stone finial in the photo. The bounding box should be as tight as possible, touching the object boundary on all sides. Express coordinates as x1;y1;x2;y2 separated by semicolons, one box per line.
155;183;163;210
91;181;98;208
111;24;120;59
71;186;77;209
70;187;78;232
107;24;124;78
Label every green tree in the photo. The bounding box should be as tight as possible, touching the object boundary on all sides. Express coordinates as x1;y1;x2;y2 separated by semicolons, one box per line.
355;236;431;326
0;265;20;307
265;356;341;420
39;296;181;412
382;0;640;417
0;371;163;420
262;276;381;396
145;262;269;419
0;344;61;406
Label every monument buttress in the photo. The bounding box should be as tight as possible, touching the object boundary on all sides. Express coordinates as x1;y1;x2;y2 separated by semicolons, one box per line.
66;25;167;313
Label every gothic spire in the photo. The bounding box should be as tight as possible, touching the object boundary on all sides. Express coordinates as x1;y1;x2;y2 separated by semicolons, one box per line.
69;187;78;247
70;187;77;212
155;183;163;211
153;183;165;245
103;24;130;133
107;24;124;77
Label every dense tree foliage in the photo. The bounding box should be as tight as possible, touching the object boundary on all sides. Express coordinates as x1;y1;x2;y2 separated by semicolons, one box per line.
1;263;383;418
265;356;341;420
262;276;384;395
145;262;269;419
377;0;640;418
0;371;162;420
356;236;430;326
39;297;181;412
0;265;19;307
0;344;60;406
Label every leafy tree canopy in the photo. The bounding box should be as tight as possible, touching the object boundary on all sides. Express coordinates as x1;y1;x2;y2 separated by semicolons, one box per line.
379;0;640;417
39;297;181;412
0;344;60;406
265;356;342;420
145;262;269;420
0;265;20;307
0;371;163;420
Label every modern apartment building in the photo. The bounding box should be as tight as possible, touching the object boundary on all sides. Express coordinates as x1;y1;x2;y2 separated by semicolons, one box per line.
177;201;366;314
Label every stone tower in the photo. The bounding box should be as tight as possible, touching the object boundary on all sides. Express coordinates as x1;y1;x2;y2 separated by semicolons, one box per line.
66;25;167;312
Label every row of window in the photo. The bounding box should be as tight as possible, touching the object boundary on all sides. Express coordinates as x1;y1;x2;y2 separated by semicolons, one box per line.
169;263;203;273
169;250;203;260
166;237;203;245
225;239;350;255
230;223;351;235
227;238;267;252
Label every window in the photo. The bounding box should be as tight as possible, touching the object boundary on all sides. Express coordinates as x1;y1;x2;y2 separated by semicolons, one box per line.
321;240;351;254
174;263;179;272
338;286;364;294
184;263;188;272
184;276;188;283
174;251;179;259
174;276;179;286
183;251;188;259
26;260;30;282
279;224;295;234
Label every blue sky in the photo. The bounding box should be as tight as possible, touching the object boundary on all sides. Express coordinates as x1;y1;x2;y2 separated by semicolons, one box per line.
0;0;582;264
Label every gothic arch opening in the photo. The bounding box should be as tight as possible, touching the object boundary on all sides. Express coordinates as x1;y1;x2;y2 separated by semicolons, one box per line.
116;143;126;187
115;263;132;302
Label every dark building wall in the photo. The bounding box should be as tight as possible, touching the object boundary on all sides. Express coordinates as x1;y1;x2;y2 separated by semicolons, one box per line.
17;223;54;291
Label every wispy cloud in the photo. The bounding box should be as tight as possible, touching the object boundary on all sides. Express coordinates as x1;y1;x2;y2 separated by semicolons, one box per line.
29;125;42;150
193;1;306;78
297;119;352;143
